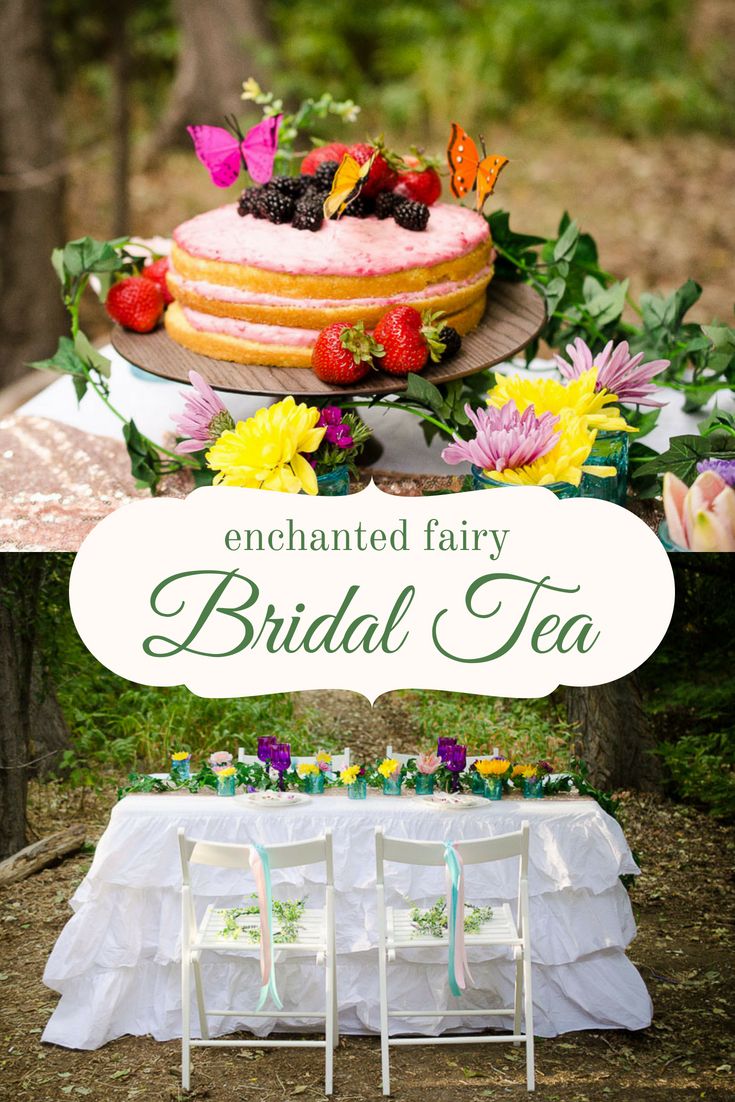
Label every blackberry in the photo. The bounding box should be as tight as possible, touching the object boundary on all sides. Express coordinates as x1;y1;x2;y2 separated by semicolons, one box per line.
438;326;462;361
270;174;307;199
393;198;430;232
313;160;340;189
292;196;324;232
375;190;398;219
247;186;269;219
302;182;329;204
345;194;375;218
237;188;258;216
261;187;295;224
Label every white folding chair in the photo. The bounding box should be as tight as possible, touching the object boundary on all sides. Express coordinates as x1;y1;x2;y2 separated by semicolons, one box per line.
238;747;351;772
375;822;534;1094
178;828;338;1094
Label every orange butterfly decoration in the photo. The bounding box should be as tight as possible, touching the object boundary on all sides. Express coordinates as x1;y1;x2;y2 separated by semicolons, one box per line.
447;123;509;211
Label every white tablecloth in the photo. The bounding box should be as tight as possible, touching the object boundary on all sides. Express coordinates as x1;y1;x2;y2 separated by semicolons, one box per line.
43;791;651;1049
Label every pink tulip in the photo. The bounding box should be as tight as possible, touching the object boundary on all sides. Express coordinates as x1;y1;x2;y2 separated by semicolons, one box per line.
416;752;441;775
663;471;735;551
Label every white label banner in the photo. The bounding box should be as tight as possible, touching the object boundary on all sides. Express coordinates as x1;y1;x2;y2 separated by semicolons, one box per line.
69;482;675;702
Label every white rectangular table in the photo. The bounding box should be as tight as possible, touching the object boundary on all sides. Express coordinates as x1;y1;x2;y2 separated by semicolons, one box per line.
43;790;651;1049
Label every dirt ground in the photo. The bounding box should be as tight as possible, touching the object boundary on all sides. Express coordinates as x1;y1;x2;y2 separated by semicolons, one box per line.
1;771;733;1102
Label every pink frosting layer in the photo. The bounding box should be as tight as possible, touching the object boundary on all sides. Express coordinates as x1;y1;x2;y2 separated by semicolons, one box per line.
170;263;493;308
183;307;317;347
173;202;489;276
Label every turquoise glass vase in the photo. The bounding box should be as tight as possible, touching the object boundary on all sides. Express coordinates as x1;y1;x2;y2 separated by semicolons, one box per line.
317;465;350;496
658;520;686;552
414;774;435;795
170;757;191;782
383;776;403;796
216;773;236;797
304;772;326;794
483;777;503;800
347;777;367;800
522;777;544;799
470;771;485;794
580;430;629;506
470;466;579;499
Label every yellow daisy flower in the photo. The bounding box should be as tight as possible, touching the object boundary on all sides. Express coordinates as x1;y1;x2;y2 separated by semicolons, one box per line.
171;751;190;761
297;763;320;776
206;396;326;495
475;759;511;777
378;758;400;779
340;765;361;786
488;369;631;434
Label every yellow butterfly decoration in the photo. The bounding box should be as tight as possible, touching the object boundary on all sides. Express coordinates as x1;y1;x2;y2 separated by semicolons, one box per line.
323;151;376;220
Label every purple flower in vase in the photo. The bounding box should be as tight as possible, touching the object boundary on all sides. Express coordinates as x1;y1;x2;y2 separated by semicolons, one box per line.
317;406;354;449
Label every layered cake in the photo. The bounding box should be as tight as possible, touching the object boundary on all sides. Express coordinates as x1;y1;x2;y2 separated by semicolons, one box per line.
165;201;493;368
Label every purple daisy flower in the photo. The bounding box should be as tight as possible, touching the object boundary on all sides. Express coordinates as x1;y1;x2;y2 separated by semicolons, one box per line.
171;370;235;453
697;458;735;488
555;338;669;408
441;401;561;472
317;406;354;449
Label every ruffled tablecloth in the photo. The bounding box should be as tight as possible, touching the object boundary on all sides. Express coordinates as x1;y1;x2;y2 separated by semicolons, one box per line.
42;791;651;1049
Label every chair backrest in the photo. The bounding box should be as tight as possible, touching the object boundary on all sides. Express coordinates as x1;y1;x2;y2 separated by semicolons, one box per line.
178;828;334;888
237;748;351;772
375;822;529;890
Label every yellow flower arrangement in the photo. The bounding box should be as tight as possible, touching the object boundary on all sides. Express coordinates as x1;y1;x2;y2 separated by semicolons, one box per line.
215;766;236;777
316;752;332;766
378;758;400;779
171;751;190;761
475;759;511;777
340;765;361;786
206;396;326;495
297;763;320;776
484;369;634;488
512;764;538;779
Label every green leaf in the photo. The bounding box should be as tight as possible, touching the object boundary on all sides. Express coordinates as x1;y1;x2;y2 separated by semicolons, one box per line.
62;236;122;278
624;406;660;440
545;277;566;315
637;432;735;485
29;335;87;378
699;410;735;437
404;372;444;415
584;278;628;326
553;219;580;263
51;247;66;286
73;331;111;378
122;420;160;492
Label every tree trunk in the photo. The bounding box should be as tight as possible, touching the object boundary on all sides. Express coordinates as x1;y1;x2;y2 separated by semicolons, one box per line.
0;556;44;859
0;0;67;389
110;0;131;236
28;660;70;779
148;0;273;156
566;674;662;792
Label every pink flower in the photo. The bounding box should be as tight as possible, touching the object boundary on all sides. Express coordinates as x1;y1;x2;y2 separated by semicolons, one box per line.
663;470;735;551
441;401;560;472
555;338;669;408
172;370;235;453
416;752;441;775
209;750;233;770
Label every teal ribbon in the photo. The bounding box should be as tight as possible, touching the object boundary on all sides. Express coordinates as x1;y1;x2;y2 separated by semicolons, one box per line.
254;843;283;1011
444;841;462;998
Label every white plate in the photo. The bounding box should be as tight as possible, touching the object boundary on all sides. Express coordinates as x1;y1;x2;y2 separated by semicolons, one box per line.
236;791;311;809
421;792;486;810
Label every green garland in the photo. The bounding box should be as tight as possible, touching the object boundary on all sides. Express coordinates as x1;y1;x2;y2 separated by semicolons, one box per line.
409;897;493;938
217;896;307;943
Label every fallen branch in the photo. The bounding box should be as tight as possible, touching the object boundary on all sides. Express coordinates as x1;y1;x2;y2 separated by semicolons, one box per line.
0;824;86;885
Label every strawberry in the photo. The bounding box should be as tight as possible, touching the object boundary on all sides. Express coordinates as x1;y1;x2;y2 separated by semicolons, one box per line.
311;321;383;385
301;142;349;176
348;142;397;197
393;162;442;206
142;257;174;305
372;306;446;376
106;276;164;333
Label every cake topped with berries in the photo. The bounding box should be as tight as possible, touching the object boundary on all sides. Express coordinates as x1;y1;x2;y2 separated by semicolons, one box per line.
165;141;494;370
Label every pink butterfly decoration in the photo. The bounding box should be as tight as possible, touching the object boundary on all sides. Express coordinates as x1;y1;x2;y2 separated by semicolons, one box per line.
187;114;282;188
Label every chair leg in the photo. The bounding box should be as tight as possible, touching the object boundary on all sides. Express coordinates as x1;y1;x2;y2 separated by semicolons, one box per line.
325;951;334;1095
377;945;390;1096
523;950;535;1092
331;928;339;1049
513;953;522;1046
192;955;209;1041
181;949;191;1091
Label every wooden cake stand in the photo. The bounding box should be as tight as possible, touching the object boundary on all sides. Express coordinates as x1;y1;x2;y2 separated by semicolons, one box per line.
111;281;545;399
